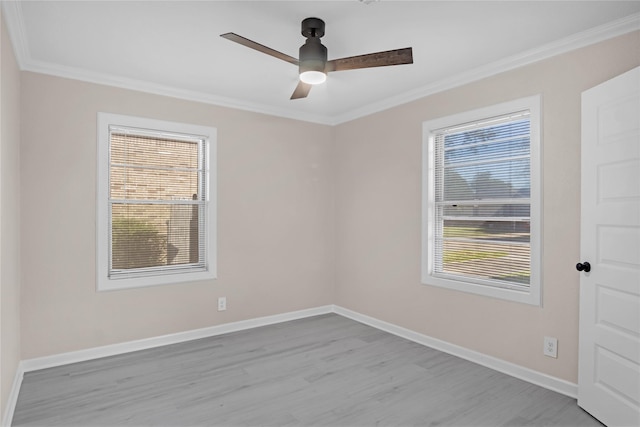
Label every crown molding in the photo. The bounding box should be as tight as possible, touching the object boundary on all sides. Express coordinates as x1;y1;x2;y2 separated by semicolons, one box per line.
23;58;335;125
3;1;638;126
332;12;640;124
1;0;29;67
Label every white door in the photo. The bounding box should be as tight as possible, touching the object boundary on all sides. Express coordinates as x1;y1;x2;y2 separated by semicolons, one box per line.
578;66;640;427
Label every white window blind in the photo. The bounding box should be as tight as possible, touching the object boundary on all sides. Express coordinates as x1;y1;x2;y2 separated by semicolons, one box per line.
432;112;532;290
423;96;541;305
108;127;208;280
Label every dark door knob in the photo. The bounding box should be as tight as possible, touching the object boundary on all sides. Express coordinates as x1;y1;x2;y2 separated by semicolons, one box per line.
576;262;591;273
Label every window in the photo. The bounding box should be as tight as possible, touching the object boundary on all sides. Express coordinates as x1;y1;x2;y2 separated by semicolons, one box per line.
422;96;541;305
97;113;216;291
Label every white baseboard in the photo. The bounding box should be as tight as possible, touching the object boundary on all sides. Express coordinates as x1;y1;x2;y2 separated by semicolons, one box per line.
21;305;333;372
1;364;23;427
4;303;578;426
333;305;578;399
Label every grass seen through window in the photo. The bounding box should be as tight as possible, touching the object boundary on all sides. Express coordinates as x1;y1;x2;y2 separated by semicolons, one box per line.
441;224;530;285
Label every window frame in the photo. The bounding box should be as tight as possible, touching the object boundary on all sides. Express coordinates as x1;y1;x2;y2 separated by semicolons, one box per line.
97;113;217;291
421;95;542;306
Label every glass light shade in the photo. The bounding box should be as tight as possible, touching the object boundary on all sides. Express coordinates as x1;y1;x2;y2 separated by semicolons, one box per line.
299;70;327;85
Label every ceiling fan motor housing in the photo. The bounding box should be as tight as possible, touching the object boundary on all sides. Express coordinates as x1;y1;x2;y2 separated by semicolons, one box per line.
299;38;327;73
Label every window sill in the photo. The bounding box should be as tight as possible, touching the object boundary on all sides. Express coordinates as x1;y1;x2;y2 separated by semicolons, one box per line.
421;274;541;306
97;269;216;292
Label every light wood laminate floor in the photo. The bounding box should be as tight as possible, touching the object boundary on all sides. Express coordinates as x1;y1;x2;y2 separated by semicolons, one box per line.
12;314;602;426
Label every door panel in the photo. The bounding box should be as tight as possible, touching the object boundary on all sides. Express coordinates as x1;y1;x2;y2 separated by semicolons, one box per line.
579;66;640;427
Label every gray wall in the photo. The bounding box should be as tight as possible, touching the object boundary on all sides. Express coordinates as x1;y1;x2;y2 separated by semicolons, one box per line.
1;9;22;419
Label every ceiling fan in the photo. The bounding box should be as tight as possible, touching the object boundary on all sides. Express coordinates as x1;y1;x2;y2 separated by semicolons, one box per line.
221;17;413;100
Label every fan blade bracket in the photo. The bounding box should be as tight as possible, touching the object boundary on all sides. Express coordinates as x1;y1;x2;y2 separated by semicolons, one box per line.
220;33;299;66
326;47;413;72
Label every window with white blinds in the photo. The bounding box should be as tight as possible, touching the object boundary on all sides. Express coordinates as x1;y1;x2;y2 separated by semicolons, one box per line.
422;96;541;305
97;113;217;291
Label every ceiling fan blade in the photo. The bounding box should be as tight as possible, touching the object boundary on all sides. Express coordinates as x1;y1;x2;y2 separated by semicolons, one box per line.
220;33;299;66
325;47;413;72
290;81;312;100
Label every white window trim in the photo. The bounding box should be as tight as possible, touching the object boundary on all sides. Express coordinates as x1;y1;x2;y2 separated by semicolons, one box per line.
97;113;217;291
421;95;542;306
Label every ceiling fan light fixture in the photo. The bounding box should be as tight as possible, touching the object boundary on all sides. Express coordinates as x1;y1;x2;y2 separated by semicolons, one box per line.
300;70;327;85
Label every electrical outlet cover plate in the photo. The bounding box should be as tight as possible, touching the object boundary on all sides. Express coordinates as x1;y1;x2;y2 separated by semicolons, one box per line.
544;336;558;358
218;297;227;311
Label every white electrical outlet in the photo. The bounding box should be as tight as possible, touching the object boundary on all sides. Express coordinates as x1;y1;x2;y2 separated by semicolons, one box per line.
544;336;558;358
217;297;227;311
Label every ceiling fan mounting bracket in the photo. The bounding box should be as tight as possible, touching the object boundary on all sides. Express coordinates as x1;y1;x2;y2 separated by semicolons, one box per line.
301;17;325;39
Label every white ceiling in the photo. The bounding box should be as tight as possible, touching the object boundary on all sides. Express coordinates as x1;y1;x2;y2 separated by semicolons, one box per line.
3;1;640;124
